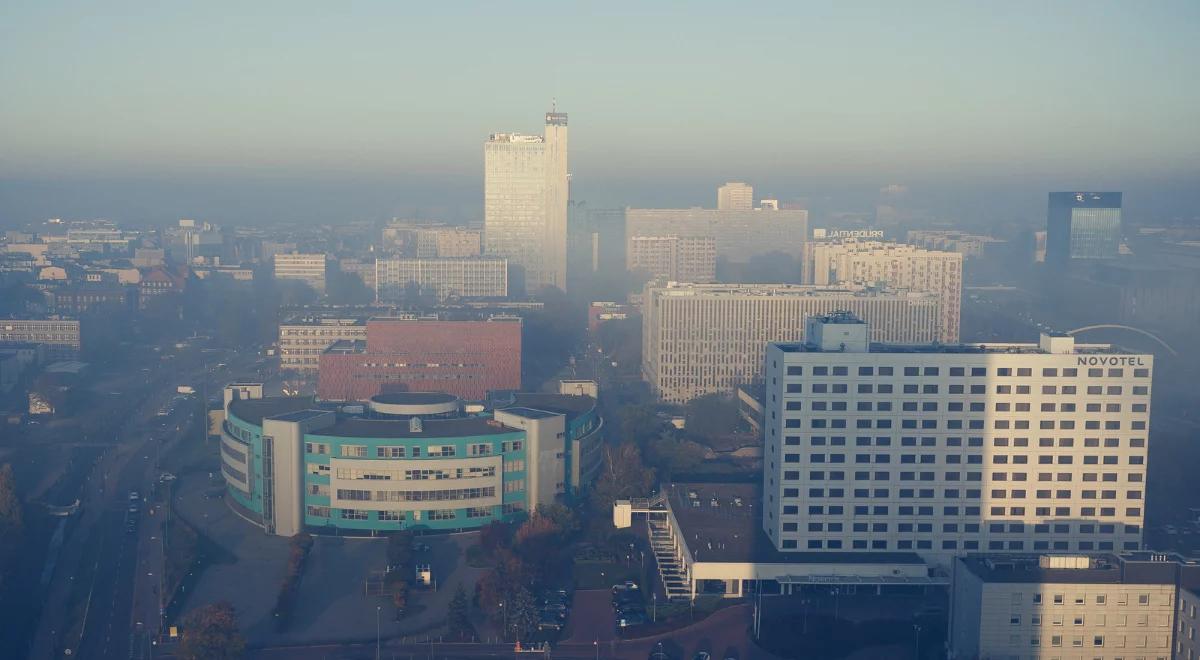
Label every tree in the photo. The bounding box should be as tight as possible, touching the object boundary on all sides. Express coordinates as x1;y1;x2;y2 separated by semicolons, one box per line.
326;270;374;305
590;443;655;509
386;530;414;571
684;392;743;441
178;601;246;660
535;503;580;539
385;571;408;610
508;585;539;641
446;585;474;641
645;433;705;477
620;404;662;445
479;520;513;552
0;464;23;570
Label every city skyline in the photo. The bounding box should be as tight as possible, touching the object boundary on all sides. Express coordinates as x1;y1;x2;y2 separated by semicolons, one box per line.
2;2;1199;225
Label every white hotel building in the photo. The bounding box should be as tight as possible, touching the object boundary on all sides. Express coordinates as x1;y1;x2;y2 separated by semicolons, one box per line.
763;313;1152;562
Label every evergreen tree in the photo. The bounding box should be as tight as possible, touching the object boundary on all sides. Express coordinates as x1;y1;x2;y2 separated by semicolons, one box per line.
447;585;473;641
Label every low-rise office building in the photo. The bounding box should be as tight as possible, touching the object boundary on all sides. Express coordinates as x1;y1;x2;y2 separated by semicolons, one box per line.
375;257;508;303
317;316;522;401
274;253;328;293
220;387;601;537
628;235;717;283
278;316;368;373
0;318;81;360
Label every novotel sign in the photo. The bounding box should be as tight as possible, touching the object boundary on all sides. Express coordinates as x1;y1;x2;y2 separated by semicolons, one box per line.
813;228;885;239
1076;356;1147;367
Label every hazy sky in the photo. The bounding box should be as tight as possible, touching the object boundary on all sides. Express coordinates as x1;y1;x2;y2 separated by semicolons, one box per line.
2;1;1198;225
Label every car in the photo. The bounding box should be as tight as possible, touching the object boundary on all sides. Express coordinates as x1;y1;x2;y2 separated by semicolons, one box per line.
693;653;711;660
612;580;639;593
128;491;140;501
617;611;647;628
537;612;565;631
615;602;646;618
412;541;431;552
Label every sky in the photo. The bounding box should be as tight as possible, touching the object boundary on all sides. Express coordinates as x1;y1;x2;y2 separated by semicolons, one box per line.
1;1;1198;226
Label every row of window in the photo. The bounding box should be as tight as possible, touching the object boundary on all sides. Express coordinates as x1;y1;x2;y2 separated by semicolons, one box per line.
791;503;1143;528
797;521;1136;534
331;466;496;481
783;364;1149;378
790;417;1144;431
794;471;1142;488
794;454;1144;467
783;538;1140;551
335;486;497;502
789;435;1146;448
787;400;1145;413
782;382;1150;396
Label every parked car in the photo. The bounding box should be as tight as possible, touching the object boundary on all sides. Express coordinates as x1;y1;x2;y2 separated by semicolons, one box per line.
617;611;647;628
612;580;639;593
613;590;642;608
537;612;565;631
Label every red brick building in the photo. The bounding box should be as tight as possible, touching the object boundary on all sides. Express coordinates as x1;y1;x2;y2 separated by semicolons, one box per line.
317;317;522;401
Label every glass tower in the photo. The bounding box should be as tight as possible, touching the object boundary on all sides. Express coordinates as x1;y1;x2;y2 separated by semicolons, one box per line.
1046;192;1122;266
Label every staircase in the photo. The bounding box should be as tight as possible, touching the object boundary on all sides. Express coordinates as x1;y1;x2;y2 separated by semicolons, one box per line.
647;518;691;601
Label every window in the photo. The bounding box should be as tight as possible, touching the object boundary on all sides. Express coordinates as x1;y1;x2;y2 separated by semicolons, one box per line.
341;444;368;458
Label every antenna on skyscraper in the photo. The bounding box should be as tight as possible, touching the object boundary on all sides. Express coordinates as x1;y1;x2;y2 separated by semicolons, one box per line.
551;97;557;113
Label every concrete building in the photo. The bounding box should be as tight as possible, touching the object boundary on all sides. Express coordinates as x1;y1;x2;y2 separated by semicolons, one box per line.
718;182;754;211
613;482;944;602
626;207;809;265
628;235;717;283
950;553;1185;660
806;240;963;343
416;227;483;258
484;110;569;293
375;258;508;303
1178;587;1200;660
220;387;601;537
0;318;81;359
274;253;328;293
317;316;522;401
906;230;1005;260
762;314;1153;560
642;282;946;403
278;317;368;373
1048;192;1123;267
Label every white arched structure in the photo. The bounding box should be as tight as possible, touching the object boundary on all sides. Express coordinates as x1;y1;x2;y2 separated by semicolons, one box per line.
1066;324;1178;356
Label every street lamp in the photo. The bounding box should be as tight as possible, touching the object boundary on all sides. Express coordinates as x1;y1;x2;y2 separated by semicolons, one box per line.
652;592;657;622
375;605;381;660
913;623;921;660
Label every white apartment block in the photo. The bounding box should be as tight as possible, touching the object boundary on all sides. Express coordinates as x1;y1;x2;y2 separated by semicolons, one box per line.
415;227;482;258
807;240;963;342
626;207;809;265
274;253;328;293
717;181;754;211
762;314;1152;561
950;554;1182;660
374;258;508;303
641;282;945;403
628;235;716;283
484;111;568;293
278;318;367;373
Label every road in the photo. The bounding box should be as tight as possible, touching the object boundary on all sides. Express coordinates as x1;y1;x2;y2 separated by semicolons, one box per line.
28;344;273;660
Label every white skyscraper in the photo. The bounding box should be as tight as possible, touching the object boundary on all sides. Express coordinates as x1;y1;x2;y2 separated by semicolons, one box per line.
762;314;1152;562
484;110;569;293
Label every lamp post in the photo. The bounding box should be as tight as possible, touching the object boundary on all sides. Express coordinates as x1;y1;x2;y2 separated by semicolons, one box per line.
375;605;381;660
652;592;657;622
913;623;921;660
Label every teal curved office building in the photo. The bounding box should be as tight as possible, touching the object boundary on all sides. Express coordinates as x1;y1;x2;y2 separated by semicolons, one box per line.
219;386;603;536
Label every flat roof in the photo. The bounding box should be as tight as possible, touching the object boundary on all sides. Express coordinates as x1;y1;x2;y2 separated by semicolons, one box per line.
774;341;1127;356
667;483;923;566
958;554;1178;585
229;396;319;425
272;410;332;423
499;407;559;420
507;393;596;422
324;339;367;354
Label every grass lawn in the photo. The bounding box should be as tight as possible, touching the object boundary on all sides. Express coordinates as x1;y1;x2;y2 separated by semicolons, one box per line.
572;560;642;590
